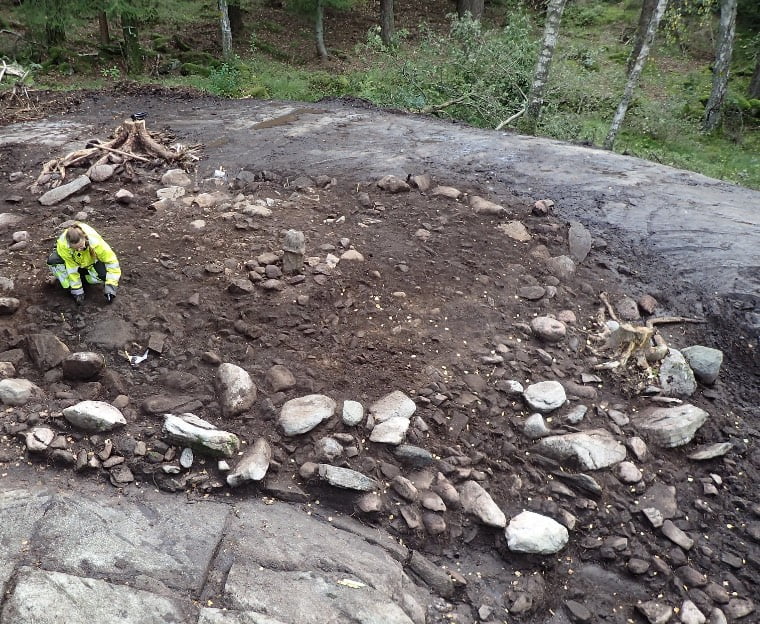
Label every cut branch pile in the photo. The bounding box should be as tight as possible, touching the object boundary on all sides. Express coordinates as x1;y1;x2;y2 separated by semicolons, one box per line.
33;118;202;190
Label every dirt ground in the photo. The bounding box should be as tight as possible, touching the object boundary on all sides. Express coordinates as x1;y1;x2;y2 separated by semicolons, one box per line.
0;89;758;624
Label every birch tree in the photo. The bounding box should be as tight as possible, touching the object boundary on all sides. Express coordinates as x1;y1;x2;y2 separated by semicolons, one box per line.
628;0;658;72
750;54;760;98
521;0;567;135
289;0;359;60
702;0;738;131
604;0;668;150
219;0;233;59
457;0;484;21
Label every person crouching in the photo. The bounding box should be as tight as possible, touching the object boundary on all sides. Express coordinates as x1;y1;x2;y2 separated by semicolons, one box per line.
47;223;121;305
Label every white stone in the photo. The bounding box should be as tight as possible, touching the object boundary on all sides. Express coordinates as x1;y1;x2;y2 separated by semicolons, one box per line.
62;400;126;432
369;390;416;423
279;394;336;436
505;510;569;554
523;380;567;413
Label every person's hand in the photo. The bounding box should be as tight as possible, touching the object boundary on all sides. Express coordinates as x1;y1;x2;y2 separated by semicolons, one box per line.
104;284;117;304
73;293;85;306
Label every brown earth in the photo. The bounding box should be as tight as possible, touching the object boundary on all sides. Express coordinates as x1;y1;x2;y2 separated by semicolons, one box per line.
0;89;758;624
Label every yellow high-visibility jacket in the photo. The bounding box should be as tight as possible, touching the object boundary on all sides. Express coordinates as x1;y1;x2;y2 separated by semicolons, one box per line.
55;222;121;294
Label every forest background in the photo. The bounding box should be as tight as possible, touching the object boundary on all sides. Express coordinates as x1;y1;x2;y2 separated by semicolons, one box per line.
1;0;759;190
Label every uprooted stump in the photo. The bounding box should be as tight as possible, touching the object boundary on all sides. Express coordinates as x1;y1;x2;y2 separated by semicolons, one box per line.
32;118;201;191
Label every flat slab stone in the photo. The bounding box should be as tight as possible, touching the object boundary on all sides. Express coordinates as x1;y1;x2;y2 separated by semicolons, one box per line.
0;567;194;624
34;491;228;594
85;317;137;349
633;404;709;447
0;489;52;594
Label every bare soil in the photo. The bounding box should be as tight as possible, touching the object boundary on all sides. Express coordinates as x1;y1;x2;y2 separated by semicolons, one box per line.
0;89;758;624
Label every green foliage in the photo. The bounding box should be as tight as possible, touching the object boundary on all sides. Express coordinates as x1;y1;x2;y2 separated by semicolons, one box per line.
287;0;363;17
348;12;538;127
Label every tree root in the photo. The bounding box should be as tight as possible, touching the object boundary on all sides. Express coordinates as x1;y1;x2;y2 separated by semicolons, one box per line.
33;118;201;190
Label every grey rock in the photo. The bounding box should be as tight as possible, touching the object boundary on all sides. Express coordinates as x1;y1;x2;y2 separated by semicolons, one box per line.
724;599;754;620
369;416;410;445
0;297;20;315
568;221;593;263
393;445;434;466
279;394;336;436
459;480;506;528
546;255;576;281
408;551;454;599
161;169;193;187
179;447;194;469
266;364;295;392
63;400;127;432
505;510;569;554
638;483;678;519
227;438;272;487
688;442;732;460
217;363;257;417
314;436;343;463
680;600;706;624
470;196;505;215
681;346;723;385
162;413;240;458
419;490;446;512
659;349;697;397
391;475;419;502
318;464;378;491
2;567;193;623
38;175;91;205
62;352;105;380
377;175;410;193
26;333;71;371
523;380;567;413
0;378;43;406
25;427;55;452
637;601;674;624
370;390;416;423
531;316;567;342
86;317;136;349
616;461;643;483
662;520;694;550
87;163;115;182
342;400;364;426
524;413;550;439
533;430;626;470
633;404;708;447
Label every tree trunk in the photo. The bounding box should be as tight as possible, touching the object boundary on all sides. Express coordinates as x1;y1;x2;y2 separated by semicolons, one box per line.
702;0;738;132
98;11;110;45
457;0;484;20
380;0;394;46
604;0;668;150
121;13;142;74
749;55;760;99
219;0;233;59
521;0;568;135
628;0;658;73
315;0;328;59
228;2;244;38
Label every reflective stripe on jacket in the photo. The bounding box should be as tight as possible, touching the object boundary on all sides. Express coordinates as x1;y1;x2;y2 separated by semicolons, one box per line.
55;222;121;292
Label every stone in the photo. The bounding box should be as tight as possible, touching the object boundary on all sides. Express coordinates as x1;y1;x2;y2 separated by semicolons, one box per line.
25;427;55;452
633;404;708;448
318;464;378;491
369;416;410;445
342;400;364;426
0;378;43;406
662;520;694;550
431;185;462;199
534;430;626;470
266;364;296;392
688;443;732;460
377;175;410;193
63;400;127;432
26;333;71;371
216;362;257;417
505;510;569;554
279;394;336;436
498;221;532;242
470;196;505;215
38;175;91;205
162;413;240;458
659;349;697;397
616;461;643;483
637;601;674;624
531;316;567;342
369;390;416;422
568;221;593;263
681;346;723;385
523;380;567;413
546;255;576;281
62;352;105;380
227;438;272;486
459;480;506;528
0;297;20;315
